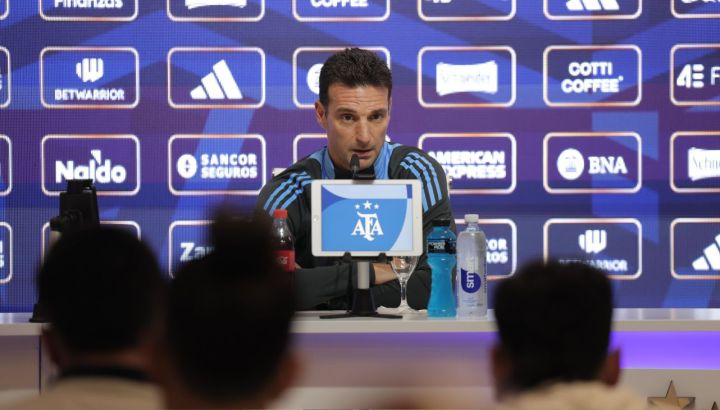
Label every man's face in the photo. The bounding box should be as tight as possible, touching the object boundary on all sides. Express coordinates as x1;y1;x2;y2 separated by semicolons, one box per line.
315;83;390;171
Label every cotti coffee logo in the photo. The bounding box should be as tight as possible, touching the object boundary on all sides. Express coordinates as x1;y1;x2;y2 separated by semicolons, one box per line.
419;46;516;108
544;218;642;279
293;0;389;21
168;48;265;109
0;47;10;108
41;0;138;21
455;218;517;278
419;133;516;194
544;132;641;193
40;47;139;109
0;223;13;285
169;135;266;195
41;135;140;196
671;45;720;106
418;0;515;21
671;219;720;279
544;0;641;20
671;132;720;193
293;47;390;108
168;221;212;277
673;0;720;18
167;0;264;22
544;45;642;107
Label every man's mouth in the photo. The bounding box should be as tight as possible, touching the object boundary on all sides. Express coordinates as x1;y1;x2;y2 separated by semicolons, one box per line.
352;149;373;159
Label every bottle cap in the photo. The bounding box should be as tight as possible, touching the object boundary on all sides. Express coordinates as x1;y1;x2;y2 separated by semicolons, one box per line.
273;209;288;219
464;214;479;223
432;218;451;227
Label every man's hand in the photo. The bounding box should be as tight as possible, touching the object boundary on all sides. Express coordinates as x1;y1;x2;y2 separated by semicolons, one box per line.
373;263;396;285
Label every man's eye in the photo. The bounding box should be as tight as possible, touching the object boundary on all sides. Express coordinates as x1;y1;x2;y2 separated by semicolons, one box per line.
341;114;354;121
370;114;384;121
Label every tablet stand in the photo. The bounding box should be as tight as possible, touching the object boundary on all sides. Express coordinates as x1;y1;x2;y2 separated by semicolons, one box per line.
319;254;401;320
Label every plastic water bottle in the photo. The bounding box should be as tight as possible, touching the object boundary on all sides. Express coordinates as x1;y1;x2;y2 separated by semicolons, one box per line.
456;214;487;318
427;219;457;317
272;209;295;273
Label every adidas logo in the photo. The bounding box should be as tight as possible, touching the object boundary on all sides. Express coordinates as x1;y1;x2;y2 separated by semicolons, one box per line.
566;0;620;11
190;60;243;100
692;233;720;271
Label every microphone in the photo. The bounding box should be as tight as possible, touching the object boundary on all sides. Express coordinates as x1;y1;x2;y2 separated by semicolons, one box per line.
349;153;375;180
350;154;360;179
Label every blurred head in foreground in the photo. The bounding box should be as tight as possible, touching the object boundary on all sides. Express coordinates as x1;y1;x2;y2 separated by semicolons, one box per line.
38;226;165;373
163;212;298;409
492;260;619;400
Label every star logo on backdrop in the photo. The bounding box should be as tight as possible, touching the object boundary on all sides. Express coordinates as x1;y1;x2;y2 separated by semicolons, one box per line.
647;381;695;409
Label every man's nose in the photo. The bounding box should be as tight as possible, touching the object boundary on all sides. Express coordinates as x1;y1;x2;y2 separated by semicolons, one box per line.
355;121;371;145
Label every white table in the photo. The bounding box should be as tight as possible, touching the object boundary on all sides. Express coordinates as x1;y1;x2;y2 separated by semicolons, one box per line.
2;309;720;408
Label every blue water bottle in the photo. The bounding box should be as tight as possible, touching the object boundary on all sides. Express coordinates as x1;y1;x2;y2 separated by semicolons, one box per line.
427;218;457;317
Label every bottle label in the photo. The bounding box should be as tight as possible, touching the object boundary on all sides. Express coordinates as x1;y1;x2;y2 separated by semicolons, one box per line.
427;239;456;254
276;250;295;272
460;268;481;293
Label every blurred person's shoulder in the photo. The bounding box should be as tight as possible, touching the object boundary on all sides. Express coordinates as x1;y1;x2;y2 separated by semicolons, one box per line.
491;381;659;410
4;377;162;410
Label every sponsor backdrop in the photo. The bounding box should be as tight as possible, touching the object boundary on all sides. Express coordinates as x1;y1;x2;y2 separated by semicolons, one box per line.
0;0;718;310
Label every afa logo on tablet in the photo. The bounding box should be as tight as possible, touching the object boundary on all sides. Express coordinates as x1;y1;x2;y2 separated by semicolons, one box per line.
320;184;415;253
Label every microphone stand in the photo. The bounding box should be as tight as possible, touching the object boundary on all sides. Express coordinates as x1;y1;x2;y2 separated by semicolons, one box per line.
320;155;401;319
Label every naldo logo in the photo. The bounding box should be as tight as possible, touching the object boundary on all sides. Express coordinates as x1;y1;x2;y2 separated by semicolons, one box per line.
56;149;127;184
351;200;383;241
42;135;140;196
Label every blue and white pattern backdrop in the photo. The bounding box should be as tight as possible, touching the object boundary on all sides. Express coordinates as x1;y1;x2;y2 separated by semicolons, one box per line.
0;0;718;310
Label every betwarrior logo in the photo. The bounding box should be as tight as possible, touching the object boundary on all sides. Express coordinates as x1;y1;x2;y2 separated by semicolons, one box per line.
55;149;127;184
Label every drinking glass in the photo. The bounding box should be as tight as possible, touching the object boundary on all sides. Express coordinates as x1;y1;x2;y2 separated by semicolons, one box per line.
391;256;419;314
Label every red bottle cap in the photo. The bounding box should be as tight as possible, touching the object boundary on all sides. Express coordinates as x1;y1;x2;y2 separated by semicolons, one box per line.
273;209;288;219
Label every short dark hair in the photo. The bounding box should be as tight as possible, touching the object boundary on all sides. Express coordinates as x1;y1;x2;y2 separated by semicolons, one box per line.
494;260;613;391
166;213;295;403
38;227;165;354
319;47;392;108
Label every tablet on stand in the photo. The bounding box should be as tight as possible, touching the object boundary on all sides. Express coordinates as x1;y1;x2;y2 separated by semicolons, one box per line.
311;179;423;319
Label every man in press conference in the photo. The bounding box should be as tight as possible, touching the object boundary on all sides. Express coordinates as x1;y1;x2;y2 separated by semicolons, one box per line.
257;48;453;310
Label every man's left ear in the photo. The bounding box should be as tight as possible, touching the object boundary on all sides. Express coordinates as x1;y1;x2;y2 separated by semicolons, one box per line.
599;349;621;386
